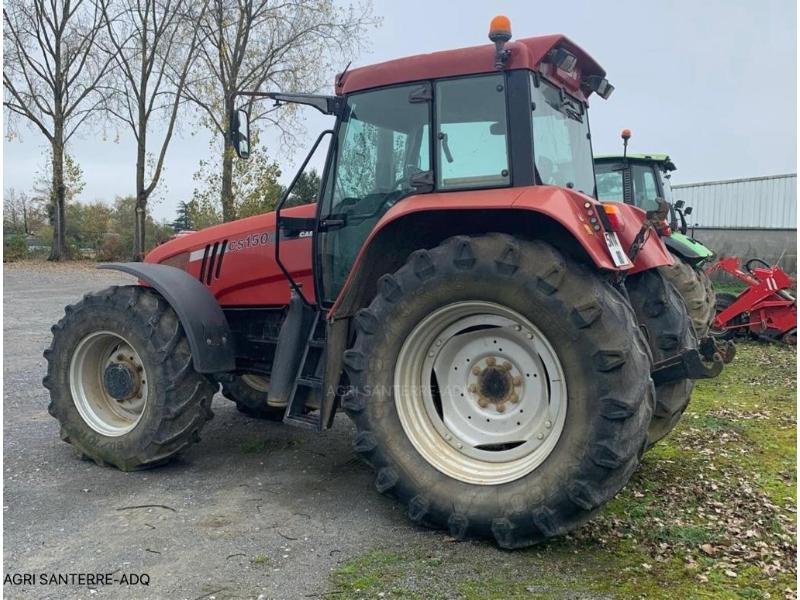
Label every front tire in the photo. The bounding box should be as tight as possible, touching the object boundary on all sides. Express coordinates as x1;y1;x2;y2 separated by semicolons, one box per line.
342;234;654;547
44;286;216;471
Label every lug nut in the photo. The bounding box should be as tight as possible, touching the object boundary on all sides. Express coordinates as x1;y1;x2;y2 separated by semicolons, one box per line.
496;402;506;413
502;361;512;371
468;384;477;393
486;357;496;366
537;433;544;440
478;398;489;408
116;354;124;361
545;420;552;428
509;392;519;403
472;365;481;375
512;376;522;386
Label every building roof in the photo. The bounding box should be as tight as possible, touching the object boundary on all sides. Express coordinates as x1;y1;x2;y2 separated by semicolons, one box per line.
336;34;605;101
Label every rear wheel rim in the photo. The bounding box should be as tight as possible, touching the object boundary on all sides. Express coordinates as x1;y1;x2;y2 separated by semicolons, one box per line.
69;331;148;437
394;301;567;486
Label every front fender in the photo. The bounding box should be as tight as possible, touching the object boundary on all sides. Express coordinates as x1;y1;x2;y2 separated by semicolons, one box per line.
98;263;235;373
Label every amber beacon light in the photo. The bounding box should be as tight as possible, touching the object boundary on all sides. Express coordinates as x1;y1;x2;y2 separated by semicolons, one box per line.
489;15;512;69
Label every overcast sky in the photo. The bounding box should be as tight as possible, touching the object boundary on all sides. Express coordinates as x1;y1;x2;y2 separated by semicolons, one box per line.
3;0;796;222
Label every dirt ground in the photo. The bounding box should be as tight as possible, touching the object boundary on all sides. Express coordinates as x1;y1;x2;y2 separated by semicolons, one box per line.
3;262;796;600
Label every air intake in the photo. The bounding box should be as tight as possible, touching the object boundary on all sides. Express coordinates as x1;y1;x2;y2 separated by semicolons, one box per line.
198;240;228;285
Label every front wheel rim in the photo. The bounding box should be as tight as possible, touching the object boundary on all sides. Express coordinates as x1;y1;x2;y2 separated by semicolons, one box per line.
394;301;568;486
69;331;149;436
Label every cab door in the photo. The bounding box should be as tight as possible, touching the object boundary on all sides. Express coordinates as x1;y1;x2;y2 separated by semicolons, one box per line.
313;84;432;306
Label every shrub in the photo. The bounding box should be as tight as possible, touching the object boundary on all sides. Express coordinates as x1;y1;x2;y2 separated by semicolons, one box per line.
3;235;28;262
97;233;127;262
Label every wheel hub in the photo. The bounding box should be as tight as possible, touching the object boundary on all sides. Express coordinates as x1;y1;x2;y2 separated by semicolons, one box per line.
469;357;522;413
103;362;139;401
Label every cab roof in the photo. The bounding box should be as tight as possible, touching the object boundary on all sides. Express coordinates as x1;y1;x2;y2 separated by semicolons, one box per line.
594;153;677;172
336;34;605;101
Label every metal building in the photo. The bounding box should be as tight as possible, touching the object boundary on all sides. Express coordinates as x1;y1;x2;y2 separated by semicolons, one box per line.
672;173;796;229
671;173;797;274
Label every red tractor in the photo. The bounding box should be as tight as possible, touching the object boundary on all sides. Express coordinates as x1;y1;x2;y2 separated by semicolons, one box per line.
44;17;729;547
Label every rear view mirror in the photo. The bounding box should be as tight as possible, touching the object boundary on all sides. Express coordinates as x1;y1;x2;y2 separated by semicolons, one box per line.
674;199;685;209
231;108;250;159
684;206;693;216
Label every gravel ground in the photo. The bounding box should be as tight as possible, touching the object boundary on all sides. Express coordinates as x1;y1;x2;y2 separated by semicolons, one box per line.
2;262;449;600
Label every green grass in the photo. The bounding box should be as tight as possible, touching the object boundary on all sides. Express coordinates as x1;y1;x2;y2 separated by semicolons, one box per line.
329;342;796;599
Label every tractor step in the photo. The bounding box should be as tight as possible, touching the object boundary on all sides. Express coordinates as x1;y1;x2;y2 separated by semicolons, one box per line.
296;376;323;389
283;308;327;431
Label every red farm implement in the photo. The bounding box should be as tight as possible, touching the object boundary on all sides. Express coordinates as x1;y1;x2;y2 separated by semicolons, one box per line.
706;256;797;344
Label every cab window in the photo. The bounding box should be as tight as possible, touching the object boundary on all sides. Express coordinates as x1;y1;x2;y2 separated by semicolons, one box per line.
319;84;431;300
632;164;659;210
595;164;625;202
434;74;510;190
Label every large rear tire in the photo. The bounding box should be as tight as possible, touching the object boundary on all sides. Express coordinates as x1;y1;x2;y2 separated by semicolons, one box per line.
44;286;216;471
658;258;715;338
342;234;653;548
627;270;696;447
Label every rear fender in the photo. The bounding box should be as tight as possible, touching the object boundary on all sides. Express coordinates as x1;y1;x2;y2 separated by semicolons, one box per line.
664;232;714;263
98;263;236;373
330;186;661;319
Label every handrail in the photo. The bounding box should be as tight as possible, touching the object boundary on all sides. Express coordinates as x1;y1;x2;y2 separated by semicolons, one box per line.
274;129;334;306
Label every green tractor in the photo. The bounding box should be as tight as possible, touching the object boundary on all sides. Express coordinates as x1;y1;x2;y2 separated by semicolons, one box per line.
594;130;716;337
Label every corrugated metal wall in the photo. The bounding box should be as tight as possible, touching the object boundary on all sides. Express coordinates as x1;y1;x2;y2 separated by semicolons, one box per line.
672;173;796;229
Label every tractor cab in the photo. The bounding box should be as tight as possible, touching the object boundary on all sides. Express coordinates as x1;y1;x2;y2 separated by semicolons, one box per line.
594;131;714;265
231;20;616;308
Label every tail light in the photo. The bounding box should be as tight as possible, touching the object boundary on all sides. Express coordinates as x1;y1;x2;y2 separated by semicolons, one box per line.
601;203;625;232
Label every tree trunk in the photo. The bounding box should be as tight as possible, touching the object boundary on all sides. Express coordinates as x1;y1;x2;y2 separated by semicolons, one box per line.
133;195;147;261
48;129;66;261
220;142;236;222
133;128;147;261
220;99;236;222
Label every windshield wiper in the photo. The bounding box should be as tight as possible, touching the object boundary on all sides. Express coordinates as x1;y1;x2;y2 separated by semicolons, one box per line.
438;132;454;163
561;101;583;123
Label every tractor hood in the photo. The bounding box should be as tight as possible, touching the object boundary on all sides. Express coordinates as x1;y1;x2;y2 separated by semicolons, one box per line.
145;204;316;268
144;203;317;307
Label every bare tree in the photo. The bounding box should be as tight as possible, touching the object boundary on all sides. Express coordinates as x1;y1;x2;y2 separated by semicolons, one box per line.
3;0;113;260
100;0;206;260
183;0;377;222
